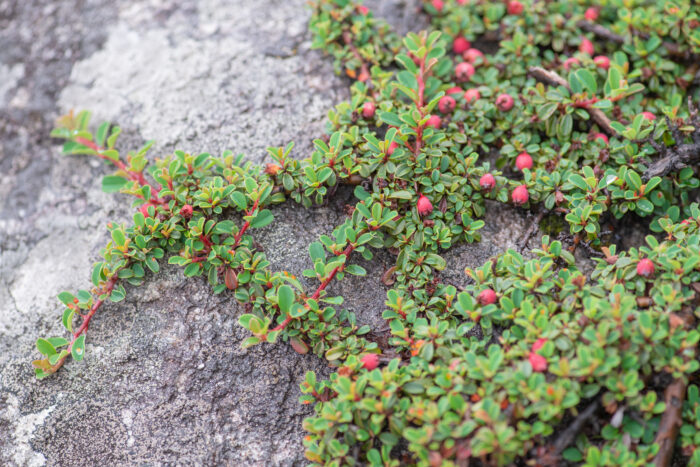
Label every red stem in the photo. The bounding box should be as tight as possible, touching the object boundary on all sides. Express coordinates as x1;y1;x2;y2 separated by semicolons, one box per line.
233;199;260;246
414;50;427;158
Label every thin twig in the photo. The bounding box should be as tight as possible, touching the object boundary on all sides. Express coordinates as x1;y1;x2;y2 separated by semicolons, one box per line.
518;210;545;253
652;378;686;467
553;399;600;454
576;20;625;44
528;66;616;135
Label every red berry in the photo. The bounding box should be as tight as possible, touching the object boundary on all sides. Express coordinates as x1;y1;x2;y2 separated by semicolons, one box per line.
431;0;444;12
636;258;655;278
455;62;475;82
462;48;484;64
453;37;470;54
387;141;398;155
357;5;369;15
360;353;379;370
584;7;598;21
180;204;193;218
512;185;529;205
515;152;533;171
579;38;594;56
532;338;547;352
495;93;514;111
438;95;456;113
479;173;496;191
593;55;610;70
456;0;468;4
594;133;609;144
477;288;497;305
446;86;463;95
642;111;656;121
529;352;547;372
464;88;480;103
426;115;441;129
417;194;433;216
507;0;523;15
362;101;376;119
563;57;580;70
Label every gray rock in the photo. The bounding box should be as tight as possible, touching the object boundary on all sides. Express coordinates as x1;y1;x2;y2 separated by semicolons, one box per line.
0;1;542;465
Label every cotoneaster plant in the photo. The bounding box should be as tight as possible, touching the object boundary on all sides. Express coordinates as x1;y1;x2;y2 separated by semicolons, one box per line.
35;1;700;466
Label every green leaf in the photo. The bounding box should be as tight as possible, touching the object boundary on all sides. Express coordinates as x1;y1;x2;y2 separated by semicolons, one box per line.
250;209;274;229
231;191;247;210
102;175;128;193
72;334;86;361
36;338;57;356
278;285;295;313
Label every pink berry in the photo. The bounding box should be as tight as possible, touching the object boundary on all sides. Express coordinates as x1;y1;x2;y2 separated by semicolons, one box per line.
455;62;475;82
594;55;610;70
357;5;369;15
495;93;514;111
532;338;547;352
446;86;463;95
360;353;379;370
431;0;444;12
462;48;484;64
464;88;480;103
515;152;533;171
180;204;193;218
642;111;656;121
512;185;529;205
594;133;609;144
529;352;548;372
456;0;468;4
585;7;598;21
362;101;376;119
417;194;433;216
438;95;456;113
477;288;497;305
479;173;496;191
636;258;655;278
507;0;523;15
426;115;441;129
580;38;594;56
563;57;580;70
387;141;398;155
453;37;471;54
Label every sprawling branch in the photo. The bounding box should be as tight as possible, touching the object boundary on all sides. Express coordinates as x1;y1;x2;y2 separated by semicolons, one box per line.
652;379;686;467
642;98;700;181
529;66;616;135
576;20;624;44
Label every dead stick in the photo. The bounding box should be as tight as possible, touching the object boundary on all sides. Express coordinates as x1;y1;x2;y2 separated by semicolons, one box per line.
653;378;686;467
553;399;600;455
528;66;616;136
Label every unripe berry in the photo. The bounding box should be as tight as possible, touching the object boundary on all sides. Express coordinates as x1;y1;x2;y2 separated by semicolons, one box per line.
529;352;547;372
455;62;475;82
584;7;598;21
431;0;444;12
362;101;376;119
495;93;514;111
507;0;523;15
515;152;533;171
579;38;594;56
593;55;610;70
642;111;656;121
180;204;193;218
477;288;497;305
360;353;379;370
438;95;456;113
464;88;480;103
426;115;441;129
563;57;580;70
512;185;529;205
387;141;398;155
417;194;433;216
636;258;655;278
594;133;609;144
462;48;484;64
453;36;470;54
479;173;496;191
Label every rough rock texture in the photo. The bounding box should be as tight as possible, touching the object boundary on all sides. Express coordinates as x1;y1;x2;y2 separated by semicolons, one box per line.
0;1;541;465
